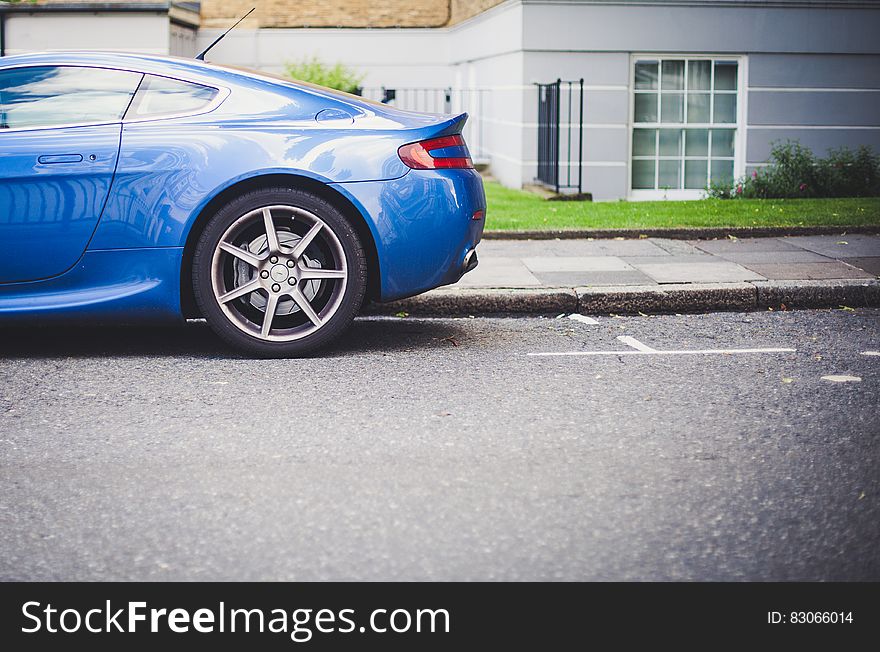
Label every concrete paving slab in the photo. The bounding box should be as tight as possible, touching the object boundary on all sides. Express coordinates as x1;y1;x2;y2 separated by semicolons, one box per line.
478;239;670;258
416;237;880;315
650;239;715;256
689;238;804;254
743;262;876;280
845;257;880;276
632;261;767;284
523;256;633;272
784;234;880;259
457;257;541;287
713;250;830;264
621;255;716;266
532;270;658;287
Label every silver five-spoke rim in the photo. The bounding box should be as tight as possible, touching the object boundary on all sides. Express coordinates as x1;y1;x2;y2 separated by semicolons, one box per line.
211;205;348;342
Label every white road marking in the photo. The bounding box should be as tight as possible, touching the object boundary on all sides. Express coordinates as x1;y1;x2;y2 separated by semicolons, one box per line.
821;375;862;383
616;336;657;352
529;334;796;357
568;314;599;325
529;347;796;357
861;351;880;357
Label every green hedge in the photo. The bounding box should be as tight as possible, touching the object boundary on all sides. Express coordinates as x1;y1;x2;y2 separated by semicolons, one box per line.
709;141;880;199
284;57;364;95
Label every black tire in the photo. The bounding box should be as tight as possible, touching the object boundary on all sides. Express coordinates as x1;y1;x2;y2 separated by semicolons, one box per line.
192;187;367;357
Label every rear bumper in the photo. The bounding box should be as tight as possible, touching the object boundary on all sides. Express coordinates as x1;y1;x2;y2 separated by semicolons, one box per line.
332;168;486;302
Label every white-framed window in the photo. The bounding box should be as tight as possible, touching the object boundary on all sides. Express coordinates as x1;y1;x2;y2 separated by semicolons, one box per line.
630;56;744;199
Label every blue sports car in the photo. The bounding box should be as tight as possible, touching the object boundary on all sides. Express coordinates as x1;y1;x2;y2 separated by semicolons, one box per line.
0;51;485;356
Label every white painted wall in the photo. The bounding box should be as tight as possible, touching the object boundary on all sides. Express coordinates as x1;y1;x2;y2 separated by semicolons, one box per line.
8;1;878;199
195;0;528;188
4;13;170;55
446;1;526;189
195;27;453;88
170;23;198;58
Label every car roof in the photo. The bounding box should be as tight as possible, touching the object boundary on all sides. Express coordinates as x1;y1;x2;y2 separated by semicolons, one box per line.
0;50;457;131
2;51;348;97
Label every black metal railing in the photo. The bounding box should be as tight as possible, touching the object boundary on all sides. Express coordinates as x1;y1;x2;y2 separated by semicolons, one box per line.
536;79;583;194
361;87;488;160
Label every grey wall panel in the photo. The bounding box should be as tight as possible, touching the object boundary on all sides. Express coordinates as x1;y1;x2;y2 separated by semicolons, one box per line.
582;89;629;125
748;90;880;127
520;125;627;164
524;4;880;55
524;51;630;86
582;126;628;163
580;166;629;202
749;54;880;89
746;128;880;162
521;87;628;126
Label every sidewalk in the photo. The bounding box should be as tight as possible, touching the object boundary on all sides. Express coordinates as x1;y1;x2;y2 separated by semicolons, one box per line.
375;234;880;315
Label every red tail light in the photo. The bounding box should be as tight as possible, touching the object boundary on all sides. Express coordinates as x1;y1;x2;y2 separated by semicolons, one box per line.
398;134;474;170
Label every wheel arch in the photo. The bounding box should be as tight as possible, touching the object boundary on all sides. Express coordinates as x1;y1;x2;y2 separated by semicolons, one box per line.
180;173;381;318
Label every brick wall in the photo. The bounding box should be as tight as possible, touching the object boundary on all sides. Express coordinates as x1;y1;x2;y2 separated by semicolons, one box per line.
201;0;445;29
449;0;506;25
200;0;507;29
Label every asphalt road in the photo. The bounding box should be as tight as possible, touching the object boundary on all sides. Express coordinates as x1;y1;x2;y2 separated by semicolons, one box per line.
1;309;878;581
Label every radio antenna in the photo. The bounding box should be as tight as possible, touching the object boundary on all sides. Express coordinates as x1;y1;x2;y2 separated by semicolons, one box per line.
195;7;255;61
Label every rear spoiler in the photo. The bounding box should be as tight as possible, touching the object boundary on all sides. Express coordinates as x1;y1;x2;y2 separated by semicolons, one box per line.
427;112;469;138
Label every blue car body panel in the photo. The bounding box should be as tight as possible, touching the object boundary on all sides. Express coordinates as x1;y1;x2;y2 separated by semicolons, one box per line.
0;124;122;282
0;52;486;318
332;169;486;300
0;248;182;323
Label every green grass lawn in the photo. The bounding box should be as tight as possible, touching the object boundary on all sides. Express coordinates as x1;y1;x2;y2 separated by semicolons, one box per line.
483;181;880;231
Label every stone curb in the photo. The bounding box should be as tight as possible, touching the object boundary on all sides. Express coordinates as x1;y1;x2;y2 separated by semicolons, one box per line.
483;225;880;241
365;279;880;316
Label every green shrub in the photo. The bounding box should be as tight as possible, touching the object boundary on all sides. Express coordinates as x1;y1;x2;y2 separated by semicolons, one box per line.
817;146;880;197
707;141;880;199
284;57;364;94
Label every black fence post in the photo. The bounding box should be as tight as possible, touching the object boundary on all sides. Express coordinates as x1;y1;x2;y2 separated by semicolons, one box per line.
578;78;584;195
535;78;585;196
553;78;561;194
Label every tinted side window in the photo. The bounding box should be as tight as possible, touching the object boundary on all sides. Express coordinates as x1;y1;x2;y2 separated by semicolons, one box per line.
127;75;218;119
0;66;142;129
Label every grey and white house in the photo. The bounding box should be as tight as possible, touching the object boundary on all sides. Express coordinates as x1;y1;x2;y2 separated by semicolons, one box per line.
2;0;879;200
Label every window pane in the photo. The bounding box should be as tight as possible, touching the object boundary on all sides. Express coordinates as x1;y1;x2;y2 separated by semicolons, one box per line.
685;129;709;156
688;60;711;91
130;75;218;118
685;159;708;189
632;128;656;156
658;129;682;156
0;66;142;129
634;93;657;122
632;160;656;189
714;61;738;91
686;93;710;123
710;160;735;187
711;129;735;157
635;62;658;90
659;160;681;189
660;93;683;123
713;94;737;123
661;60;684;90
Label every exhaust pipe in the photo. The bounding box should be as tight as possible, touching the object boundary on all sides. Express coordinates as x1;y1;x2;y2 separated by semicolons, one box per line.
462;249;479;275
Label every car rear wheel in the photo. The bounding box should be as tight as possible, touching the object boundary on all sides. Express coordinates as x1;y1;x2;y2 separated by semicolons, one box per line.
193;187;367;357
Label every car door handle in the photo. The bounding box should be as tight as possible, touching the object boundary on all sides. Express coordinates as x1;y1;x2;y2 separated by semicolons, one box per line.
38;154;84;164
